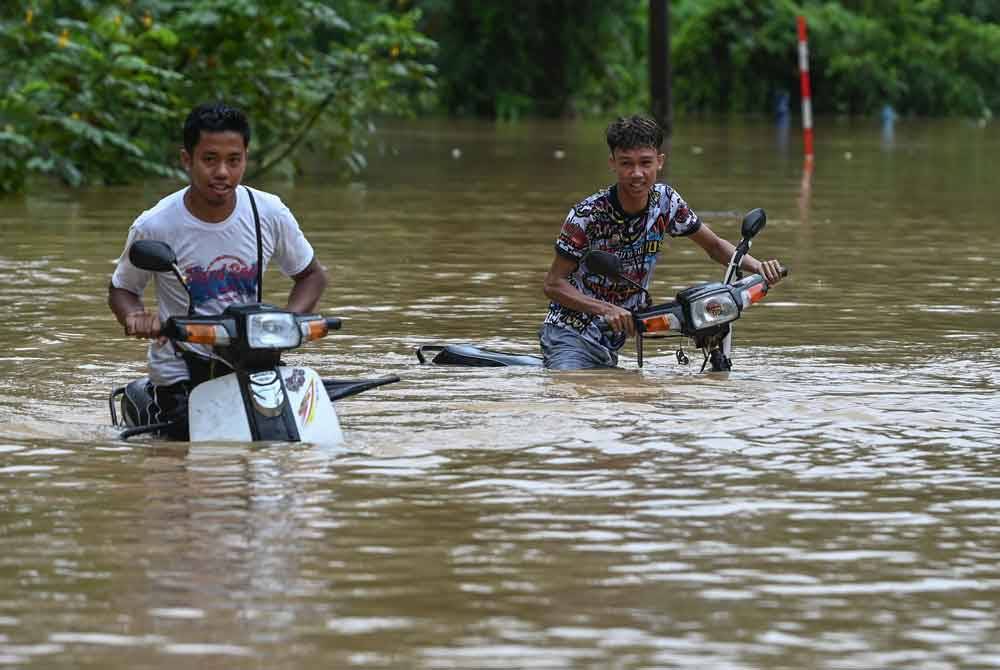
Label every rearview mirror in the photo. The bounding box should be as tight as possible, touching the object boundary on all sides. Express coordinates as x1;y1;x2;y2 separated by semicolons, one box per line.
583;250;624;279
129;240;177;272
740;208;767;241
581;249;651;305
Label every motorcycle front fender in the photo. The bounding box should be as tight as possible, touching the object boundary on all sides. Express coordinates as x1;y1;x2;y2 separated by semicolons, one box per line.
188;367;343;448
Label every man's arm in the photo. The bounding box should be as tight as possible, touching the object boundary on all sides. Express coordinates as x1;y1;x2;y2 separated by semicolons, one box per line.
108;284;162;339
688;224;784;285
542;253;635;335
286;258;328;313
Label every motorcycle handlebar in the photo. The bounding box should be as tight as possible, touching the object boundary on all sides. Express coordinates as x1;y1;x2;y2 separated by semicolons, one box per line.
595;315;642;337
757;266;789;285
325;317;342;331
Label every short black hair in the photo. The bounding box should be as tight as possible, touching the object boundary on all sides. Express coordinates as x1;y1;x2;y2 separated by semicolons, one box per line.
606;115;663;155
182;102;251;154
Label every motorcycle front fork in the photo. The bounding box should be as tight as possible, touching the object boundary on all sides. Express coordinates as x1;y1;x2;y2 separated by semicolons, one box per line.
639;332;732;372
695;328;732;372
705;348;732;372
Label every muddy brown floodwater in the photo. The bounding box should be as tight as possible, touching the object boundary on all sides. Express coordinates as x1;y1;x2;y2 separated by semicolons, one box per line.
0;117;998;669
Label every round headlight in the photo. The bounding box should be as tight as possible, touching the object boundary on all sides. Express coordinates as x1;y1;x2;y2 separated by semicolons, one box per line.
688;292;739;331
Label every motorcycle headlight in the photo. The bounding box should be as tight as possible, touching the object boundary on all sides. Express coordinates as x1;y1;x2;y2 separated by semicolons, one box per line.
687;290;740;331
246;312;302;349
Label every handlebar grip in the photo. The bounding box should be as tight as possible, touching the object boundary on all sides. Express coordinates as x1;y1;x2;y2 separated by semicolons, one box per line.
159;318;183;341
595;314;640;335
325;317;342;331
780;266;789;277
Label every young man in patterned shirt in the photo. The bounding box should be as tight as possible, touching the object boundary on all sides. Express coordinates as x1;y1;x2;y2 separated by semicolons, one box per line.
540;115;784;370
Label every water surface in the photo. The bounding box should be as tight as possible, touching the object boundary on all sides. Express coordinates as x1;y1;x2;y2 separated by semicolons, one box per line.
0;117;998;669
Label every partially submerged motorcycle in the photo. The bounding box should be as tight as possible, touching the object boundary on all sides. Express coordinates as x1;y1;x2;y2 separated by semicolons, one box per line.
416;208;786;372
109;240;398;446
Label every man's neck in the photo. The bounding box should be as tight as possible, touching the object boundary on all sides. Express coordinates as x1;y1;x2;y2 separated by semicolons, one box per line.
184;187;237;223
611;184;648;217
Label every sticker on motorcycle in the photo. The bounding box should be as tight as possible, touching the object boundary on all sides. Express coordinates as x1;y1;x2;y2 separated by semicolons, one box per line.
286;368;306;392
298;377;317;425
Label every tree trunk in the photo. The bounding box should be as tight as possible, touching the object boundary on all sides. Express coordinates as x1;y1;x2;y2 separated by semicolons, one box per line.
649;0;672;136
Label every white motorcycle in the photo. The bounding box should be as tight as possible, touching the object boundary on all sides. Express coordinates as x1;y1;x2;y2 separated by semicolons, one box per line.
109;240;398;447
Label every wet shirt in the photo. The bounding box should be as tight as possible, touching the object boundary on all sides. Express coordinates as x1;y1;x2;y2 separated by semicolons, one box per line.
111;186;315;386
542;183;701;350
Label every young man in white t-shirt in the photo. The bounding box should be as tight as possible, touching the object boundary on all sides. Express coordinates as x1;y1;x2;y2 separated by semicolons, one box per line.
108;102;328;437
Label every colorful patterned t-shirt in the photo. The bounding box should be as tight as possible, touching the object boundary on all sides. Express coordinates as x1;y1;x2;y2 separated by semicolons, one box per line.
542;183;701;350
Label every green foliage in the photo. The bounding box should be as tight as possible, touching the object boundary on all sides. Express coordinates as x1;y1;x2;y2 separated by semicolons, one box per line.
407;0;1000;120
0;1;436;193
3;0;997;192
408;0;647;119
672;0;1000;117
672;0;801;114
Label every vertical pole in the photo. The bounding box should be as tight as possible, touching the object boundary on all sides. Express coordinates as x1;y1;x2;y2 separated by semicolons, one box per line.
796;15;814;162
649;0;672;137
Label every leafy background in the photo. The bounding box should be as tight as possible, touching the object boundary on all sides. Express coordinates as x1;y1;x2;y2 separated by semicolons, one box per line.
2;0;998;193
0;0;435;192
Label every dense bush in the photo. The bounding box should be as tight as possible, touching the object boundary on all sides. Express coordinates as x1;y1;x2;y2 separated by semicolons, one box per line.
410;0;647;120
0;1;436;193
413;0;1000;120
672;0;1000;117
3;0;997;193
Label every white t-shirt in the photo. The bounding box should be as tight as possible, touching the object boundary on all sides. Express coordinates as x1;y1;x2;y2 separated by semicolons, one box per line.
111;185;315;386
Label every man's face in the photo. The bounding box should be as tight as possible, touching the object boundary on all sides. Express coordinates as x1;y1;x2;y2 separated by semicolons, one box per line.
609;146;664;201
180;130;247;207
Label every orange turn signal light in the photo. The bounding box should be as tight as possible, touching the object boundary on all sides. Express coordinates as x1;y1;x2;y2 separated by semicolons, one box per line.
642;315;673;333
745;283;767;305
181;323;228;345
300;319;329;342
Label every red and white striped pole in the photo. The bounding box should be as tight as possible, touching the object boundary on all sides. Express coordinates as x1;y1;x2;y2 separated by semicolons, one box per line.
797;15;814;163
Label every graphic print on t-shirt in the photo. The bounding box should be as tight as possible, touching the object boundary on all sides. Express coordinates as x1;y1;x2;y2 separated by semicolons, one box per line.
543;183;701;351
186;254;259;307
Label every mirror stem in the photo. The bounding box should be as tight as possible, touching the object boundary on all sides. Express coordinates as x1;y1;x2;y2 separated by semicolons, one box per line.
724;239;753;284
619;276;651;305
170;263;195;316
